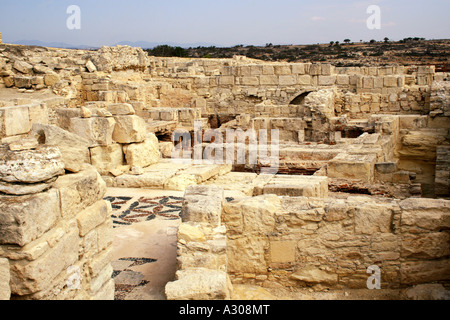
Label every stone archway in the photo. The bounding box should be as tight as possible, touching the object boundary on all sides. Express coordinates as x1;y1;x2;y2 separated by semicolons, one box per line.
289;91;313;105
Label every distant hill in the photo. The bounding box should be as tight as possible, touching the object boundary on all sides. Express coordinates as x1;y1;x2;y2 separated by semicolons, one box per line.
11;40;99;50
115;41;218;49
11;39;218;50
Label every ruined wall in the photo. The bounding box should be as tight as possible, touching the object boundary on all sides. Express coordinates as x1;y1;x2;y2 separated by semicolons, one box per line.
0;145;114;299
165;186;233;300
224;193;450;290
167;186;450;298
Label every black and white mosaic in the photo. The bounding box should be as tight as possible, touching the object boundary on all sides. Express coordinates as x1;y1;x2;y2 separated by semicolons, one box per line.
112;257;158;300
104;195;184;228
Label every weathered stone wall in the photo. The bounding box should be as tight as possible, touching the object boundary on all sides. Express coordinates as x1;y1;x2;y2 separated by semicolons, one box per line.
165;186;233;300
0;146;114;299
222;193;450;290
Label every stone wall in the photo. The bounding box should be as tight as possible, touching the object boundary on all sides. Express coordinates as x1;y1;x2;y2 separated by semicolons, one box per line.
165;186;233;300
222;191;450;290
167;187;450;298
0;142;114;299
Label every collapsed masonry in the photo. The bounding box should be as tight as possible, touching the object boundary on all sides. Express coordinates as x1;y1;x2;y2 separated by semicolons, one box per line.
0;42;449;300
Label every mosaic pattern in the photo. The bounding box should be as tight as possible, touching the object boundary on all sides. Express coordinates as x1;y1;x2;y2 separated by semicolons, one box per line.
104;195;184;227
112;257;157;300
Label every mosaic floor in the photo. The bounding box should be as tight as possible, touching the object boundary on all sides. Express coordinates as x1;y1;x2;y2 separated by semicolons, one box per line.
104;188;184;300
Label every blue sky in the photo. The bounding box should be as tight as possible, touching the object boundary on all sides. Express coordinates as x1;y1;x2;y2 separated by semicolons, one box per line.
0;0;449;47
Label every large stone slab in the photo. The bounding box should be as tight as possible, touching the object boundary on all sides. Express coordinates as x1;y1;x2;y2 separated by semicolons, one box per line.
327;153;377;183
0;189;61;246
90;144;124;175
115;162;188;188
77;200;111;237
69;117;116;147
182;185;225;227
31;124;91;173
0;146;65;184
122;133;160;168
112;115;147;144
165;268;232;300
262;175;328;198
9;228;79;295
0;106;31;138
53;165;107;219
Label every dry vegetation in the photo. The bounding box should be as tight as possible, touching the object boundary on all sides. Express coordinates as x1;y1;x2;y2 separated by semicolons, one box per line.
146;38;450;70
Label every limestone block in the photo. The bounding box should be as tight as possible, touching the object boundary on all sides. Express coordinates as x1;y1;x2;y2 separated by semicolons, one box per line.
400;259;450;285
223;194;280;235
227;237;268;274
262;175;328;198
363;77;374;89
165;268;232;300
182;185;224;227
219;76;234;85
164;173;198;191
336;75;350;85
405;284;450;300
0;189;60;246
0;258;10;300
259;75;278;86
318;75;336;86
298;75;312;85
90;143;124;175
91;278;115;300
178;223;207;243
112;115;147;144
291;64;305;74
31;124;90;173
33;65;55;74
14;76;32;89
56;108;81;131
384;76;398;87
262;65;274;75
291;266;338;285
107;103;135;115
13;60;33;74
310;64;321;75
3;77;14;88
69;117;116;147
274;65;292;75
28;104;49;125
44;74;60;86
398;130;445;161
279;75;297;86
352;203;393;235
86;60;97;73
240;76;259;86
0;146;65;184
159;141;175;158
122;134;160;168
399;198;450;232
401;232;450;259
327;153;376;183
9;228;79;296
270;241;296;263
0;179;53;196
0;106;31;137
53;166;107;219
77;200;111;237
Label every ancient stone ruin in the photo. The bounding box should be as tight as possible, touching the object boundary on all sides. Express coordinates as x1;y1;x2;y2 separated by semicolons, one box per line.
0;38;449;300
